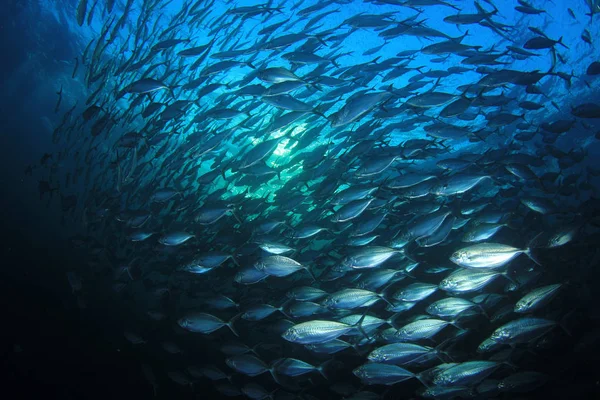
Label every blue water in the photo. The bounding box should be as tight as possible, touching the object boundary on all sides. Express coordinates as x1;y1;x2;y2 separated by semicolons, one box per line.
1;0;600;398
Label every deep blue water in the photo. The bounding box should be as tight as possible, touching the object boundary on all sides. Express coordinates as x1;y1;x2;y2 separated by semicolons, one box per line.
2;0;600;399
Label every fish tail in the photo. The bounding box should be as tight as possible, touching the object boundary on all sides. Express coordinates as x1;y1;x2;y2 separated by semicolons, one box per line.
525;248;542;266
317;359;334;379
502;360;519;370
230;209;242;225
304;266;317;283
559;310;575;337
448;318;465;331
499;270;517;286
477;304;490;319
354;305;373;341
312;104;328;120
250;342;264;357
227;312;242;337
313;34;328;47
268;362;282;385
438;349;455;363
278;298;293;318
379;295;395;309
558;36;569;49
414;372;431;388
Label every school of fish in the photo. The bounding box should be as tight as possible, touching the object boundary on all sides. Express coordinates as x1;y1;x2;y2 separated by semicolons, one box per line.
30;0;600;398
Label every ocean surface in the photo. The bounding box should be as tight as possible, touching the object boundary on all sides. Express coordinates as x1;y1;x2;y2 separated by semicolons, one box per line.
1;0;600;399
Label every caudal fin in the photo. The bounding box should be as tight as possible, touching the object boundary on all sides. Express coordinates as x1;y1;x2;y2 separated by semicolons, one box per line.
317;359;335;379
227;313;242;337
353;306;373;341
525;248;542;266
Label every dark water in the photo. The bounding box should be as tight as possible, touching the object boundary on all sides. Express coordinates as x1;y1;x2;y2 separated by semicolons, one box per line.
2;0;600;399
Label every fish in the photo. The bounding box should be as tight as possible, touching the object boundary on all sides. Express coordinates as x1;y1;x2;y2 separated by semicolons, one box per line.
329;92;390;127
393;283;439;302
498;371;549;392
178;312;240;336
322;288;387;309
282;319;365;345
225;355;273;377
353;363;421;385
394;318;460;341
254;255;314;280
367;342;443;365
489;317;563;345
54;85;63;113
76;0;88;26
158;231;195;246
427;297;487;319
117;78;173;99
440;269;512;294
272;358;330;378
341;246;401;270
29;1;597;398
450;243;539;269
524;36;569;50
432;361;502;386
514;284;563;313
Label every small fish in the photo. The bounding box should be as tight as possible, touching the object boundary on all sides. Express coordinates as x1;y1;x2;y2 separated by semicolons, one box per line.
76;0;88;26
158;232;194;246
490;317;561;345
394;319;459;341
514;284;563;313
72;57;79;78
254;255;314;280
432;361;502;386
282;318;366;345
225;355;273;377
353;363;422;385
54;86;63;113
450;243;539;269
178;312;240;336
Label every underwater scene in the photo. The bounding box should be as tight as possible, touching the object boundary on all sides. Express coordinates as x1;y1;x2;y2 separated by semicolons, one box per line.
2;0;600;399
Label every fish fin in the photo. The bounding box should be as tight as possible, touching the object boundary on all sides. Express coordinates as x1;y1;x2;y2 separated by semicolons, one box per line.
499;270;517;286
414;372;431;388
448;319;465;332
525;248;542;266
378;294;395;309
557;36;569;49
438;349;456;363
250;342;264;357
558;309;575;337
353;306;372;341
502;360;519;371
317;359;335;380
386;312;402;329
227;312;242;337
278;298;293;318
304;266;317;283
268;365;283;386
230;209;242;225
477;304;490;319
